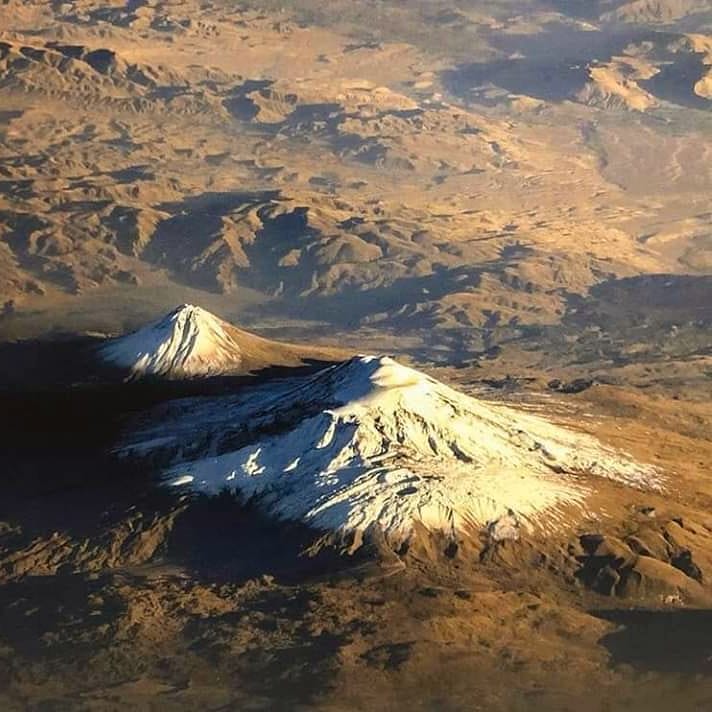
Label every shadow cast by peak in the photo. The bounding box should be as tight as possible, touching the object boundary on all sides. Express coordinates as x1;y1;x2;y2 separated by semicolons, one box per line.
441;25;711;112
0;332;106;391
0;325;343;389
461;271;712;370
593;608;712;674
0;572;127;662
0;330;344;505
0;468;390;591
441;27;648;104
561;273;712;330
0;346;343;477
163;493;389;586
252;261;490;328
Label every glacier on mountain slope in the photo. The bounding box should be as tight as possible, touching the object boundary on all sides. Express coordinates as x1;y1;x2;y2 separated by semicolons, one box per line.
100;304;242;377
127;355;660;546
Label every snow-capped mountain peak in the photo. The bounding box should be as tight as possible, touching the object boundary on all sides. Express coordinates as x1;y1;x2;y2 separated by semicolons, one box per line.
100;304;242;378
124;355;661;548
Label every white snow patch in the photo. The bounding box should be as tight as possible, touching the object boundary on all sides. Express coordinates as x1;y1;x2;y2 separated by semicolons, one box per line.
129;356;661;547
100;304;241;378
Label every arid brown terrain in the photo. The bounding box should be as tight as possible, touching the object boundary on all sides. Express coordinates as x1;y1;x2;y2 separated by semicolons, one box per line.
0;1;711;710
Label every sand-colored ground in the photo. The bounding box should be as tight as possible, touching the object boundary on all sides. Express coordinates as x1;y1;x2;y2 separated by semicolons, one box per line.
0;1;711;709
0;0;710;349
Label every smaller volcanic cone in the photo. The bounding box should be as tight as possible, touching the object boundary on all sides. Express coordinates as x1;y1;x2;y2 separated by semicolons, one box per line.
99;304;344;379
100;304;243;378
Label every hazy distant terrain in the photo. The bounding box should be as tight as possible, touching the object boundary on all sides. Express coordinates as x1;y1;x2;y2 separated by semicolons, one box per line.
0;1;710;360
1;2;711;710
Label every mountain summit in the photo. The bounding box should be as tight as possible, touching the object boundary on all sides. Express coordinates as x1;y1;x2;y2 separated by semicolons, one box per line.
99;304;344;379
125;355;661;547
100;304;243;378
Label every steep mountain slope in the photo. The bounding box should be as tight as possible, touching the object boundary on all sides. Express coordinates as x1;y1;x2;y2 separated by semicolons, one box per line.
125;355;660;547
